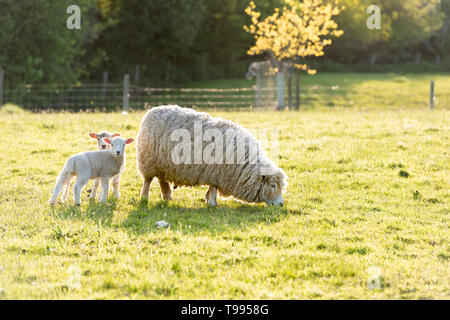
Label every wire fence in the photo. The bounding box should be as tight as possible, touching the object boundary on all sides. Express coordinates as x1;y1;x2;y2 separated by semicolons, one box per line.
3;84;273;111
2;80;449;111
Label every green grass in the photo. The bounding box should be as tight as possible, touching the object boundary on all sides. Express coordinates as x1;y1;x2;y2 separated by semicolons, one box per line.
187;73;450;110
0;76;449;299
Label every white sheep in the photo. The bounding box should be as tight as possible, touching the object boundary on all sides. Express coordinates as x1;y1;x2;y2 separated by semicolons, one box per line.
49;136;134;206
136;105;287;206
60;131;121;202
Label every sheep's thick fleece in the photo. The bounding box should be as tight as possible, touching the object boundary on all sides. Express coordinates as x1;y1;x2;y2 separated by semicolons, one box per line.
136;105;287;204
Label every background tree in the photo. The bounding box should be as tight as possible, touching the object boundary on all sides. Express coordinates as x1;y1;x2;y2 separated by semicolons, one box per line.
0;0;95;88
244;0;343;108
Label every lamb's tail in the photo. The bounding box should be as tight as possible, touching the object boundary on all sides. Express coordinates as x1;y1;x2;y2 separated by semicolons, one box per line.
48;158;75;205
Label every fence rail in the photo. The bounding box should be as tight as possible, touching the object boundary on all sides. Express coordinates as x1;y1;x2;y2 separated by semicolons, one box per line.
2;81;448;111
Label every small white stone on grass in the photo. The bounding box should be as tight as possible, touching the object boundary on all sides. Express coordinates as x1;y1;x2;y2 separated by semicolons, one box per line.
156;220;169;228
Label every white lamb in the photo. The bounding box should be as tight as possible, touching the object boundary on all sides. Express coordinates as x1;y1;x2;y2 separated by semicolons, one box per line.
49;136;134;206
60;131;121;202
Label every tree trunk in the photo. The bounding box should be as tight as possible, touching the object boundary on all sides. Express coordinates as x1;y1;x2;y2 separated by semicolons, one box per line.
415;52;421;64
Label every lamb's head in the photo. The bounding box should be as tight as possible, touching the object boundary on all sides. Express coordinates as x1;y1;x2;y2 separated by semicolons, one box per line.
103;136;134;157
89;132;120;150
259;169;288;206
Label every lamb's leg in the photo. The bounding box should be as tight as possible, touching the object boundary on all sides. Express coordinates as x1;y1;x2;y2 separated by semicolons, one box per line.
49;172;71;205
205;185;218;207
73;177;89;206
99;177;110;203
141;176;153;199
112;174;121;198
61;176;72;202
89;178;100;201
158;177;172;201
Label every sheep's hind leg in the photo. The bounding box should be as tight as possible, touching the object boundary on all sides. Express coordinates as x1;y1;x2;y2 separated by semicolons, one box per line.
60;176;72;202
99;177;110;203
89;178;100;201
205;185;218;207
141;176;153;199
73;177;89;206
158;177;172;201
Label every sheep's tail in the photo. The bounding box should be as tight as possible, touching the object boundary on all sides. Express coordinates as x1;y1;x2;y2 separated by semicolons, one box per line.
48;158;75;205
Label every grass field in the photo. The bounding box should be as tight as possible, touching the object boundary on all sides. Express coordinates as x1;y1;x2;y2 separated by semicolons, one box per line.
187;72;450;110
0;74;449;299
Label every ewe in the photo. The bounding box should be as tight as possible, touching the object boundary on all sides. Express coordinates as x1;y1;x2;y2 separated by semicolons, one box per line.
49;136;134;206
136;105;287;206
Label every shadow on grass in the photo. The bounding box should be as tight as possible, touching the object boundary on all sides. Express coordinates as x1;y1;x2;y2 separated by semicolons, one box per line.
50;194;302;236
50;199;118;226
120;197;302;236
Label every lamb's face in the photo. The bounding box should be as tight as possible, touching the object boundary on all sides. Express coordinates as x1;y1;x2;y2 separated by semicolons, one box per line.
260;171;287;206
103;136;134;157
89;132;120;150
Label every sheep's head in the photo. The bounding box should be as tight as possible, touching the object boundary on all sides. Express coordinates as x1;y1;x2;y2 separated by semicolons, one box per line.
89;132;120;150
103;136;134;157
259;169;288;206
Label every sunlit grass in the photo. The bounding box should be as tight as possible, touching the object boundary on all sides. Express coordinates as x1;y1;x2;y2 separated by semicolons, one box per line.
0;102;448;299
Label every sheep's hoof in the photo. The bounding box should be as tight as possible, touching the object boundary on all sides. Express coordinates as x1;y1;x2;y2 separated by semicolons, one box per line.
75;203;81;207
207;200;218;207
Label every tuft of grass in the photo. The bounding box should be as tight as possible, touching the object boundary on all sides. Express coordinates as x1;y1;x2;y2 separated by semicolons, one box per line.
0;103;448;299
0;103;27;115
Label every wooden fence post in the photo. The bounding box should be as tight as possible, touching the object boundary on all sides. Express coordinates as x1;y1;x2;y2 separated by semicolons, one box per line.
430;80;434;110
287;71;292;110
134;65;140;85
123;74;129;114
295;69;300;110
276;70;285;110
102;71;108;96
0;69;4;106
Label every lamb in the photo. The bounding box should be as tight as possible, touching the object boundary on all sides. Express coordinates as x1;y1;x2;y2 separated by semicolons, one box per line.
87;131;120;201
49;136;134;206
136;105;287;206
60;131;120;202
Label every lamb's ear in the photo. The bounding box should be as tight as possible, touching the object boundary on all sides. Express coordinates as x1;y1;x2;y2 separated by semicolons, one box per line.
111;133;121;138
125;138;134;145
89;132;98;139
103;138;111;144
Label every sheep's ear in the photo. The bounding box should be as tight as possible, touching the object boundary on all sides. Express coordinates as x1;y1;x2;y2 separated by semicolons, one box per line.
89;132;98;139
111;133;121;138
125;138;134;145
103;138;111;144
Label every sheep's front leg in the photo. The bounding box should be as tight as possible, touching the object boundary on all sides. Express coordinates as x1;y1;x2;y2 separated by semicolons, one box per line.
112;174;121;198
205;185;218;207
141;176;153;199
99;177;110;203
89;178;100;201
73;177;89;206
158;177;172;201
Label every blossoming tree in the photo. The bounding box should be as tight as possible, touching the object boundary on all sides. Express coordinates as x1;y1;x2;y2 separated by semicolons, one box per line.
244;0;343;109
